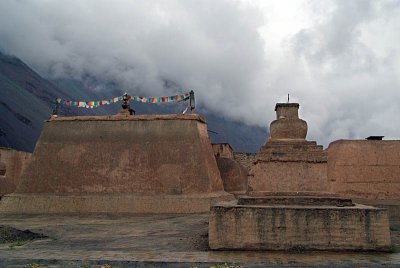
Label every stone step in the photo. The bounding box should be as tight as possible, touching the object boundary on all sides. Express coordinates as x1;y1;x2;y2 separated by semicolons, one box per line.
237;196;354;207
246;191;338;197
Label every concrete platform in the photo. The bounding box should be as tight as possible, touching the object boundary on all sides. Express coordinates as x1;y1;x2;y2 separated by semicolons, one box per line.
354;199;400;221
0;214;399;267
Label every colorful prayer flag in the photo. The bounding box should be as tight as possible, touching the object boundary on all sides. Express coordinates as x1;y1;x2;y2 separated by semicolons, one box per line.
58;91;191;108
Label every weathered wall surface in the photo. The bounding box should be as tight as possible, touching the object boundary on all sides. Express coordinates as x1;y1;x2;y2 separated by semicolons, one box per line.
212;144;234;159
248;141;328;192
0;114;234;213
215;157;248;194
233;152;255;172
328;140;400;201
248;162;328;192
0;148;31;196
15;114;224;195
209;203;391;251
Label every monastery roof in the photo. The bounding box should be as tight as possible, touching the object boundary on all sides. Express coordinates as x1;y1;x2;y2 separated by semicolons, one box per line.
48;113;206;123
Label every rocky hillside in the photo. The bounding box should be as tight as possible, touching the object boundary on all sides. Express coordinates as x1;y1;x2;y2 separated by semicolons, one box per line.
0;53;113;151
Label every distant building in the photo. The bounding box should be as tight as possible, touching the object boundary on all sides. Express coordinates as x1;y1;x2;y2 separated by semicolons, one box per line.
212;143;234;159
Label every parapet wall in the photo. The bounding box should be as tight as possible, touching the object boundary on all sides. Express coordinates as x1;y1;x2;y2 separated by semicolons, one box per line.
0;147;31;196
328;140;400;201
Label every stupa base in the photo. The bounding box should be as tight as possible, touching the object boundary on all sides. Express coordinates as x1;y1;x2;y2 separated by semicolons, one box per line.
209;193;391;251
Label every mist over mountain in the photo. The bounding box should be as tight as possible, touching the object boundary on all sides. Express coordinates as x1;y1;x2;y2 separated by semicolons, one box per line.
0;52;266;152
1;1;400;147
0;53;114;151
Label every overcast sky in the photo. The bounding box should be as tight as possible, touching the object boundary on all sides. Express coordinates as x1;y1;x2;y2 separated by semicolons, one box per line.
1;0;399;146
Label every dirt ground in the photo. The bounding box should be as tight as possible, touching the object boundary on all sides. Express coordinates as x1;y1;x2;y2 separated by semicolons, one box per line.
0;214;399;267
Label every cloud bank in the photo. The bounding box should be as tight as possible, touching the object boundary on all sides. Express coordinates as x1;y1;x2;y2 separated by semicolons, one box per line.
1;0;400;146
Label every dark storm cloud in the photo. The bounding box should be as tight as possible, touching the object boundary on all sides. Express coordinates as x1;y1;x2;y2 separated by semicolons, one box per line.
288;0;400;145
1;0;400;146
0;0;267;123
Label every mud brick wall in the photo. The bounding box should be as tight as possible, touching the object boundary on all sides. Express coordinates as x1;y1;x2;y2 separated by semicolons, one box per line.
248;161;328;192
212;143;234;159
14;114;224;195
215;157;248;194
248;140;328;192
328;140;400;200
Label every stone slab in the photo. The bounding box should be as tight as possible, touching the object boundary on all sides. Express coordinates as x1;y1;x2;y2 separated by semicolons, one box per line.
209;201;391;251
247;191;338;197
353;199;400;221
237;196;354;206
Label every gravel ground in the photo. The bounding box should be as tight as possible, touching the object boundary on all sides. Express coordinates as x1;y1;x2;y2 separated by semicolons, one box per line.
0;225;47;244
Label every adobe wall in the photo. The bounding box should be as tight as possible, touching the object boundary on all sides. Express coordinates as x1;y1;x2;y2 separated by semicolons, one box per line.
212;143;234;159
1;114;233;213
0;147;31;196
15;114;223;195
249;161;327;192
215;157;248;194
248;140;328;192
328;140;400;201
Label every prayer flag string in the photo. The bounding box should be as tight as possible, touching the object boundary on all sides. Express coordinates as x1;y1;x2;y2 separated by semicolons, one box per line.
59;92;191;108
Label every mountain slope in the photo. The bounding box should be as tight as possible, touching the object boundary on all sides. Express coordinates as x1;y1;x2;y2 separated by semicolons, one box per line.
0;53;58;151
0;52;267;152
0;53;113;151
